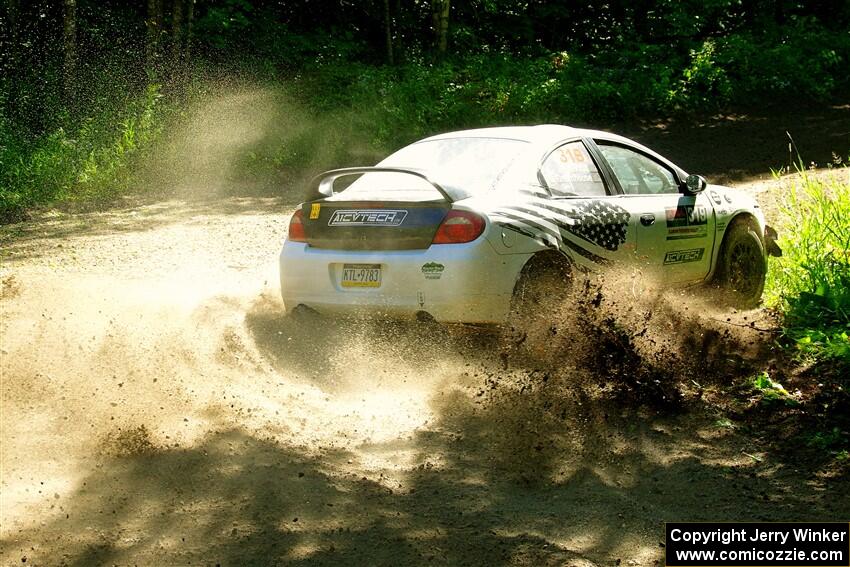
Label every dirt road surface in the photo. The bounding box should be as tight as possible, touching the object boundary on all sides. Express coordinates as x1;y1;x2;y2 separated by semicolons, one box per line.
1;90;848;566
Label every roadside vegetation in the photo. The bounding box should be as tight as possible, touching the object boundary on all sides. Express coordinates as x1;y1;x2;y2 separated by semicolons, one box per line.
764;168;850;366
284;22;850;155
0;83;167;215
753;167;850;461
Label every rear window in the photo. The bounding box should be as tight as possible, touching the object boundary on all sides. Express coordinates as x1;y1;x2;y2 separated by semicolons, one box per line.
337;137;529;201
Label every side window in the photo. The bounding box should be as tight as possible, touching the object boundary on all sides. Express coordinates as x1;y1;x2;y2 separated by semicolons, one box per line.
539;141;607;197
597;143;678;195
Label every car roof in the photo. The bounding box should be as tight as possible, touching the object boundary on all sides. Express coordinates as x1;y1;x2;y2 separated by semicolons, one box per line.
418;124;686;179
419;124;631;146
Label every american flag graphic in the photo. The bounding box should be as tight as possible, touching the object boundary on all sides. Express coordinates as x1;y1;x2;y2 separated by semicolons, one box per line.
564;200;630;251
490;198;631;265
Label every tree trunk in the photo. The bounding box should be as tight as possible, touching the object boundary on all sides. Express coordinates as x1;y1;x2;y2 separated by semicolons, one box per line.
63;0;77;100
171;0;184;67
7;0;19;33
383;0;394;65
146;0;163;75
184;0;194;64
774;0;786;25
432;0;450;57
632;0;650;39
440;0;450;55
6;0;20;66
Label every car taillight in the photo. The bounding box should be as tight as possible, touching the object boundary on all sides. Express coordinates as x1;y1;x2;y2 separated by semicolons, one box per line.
432;210;485;244
288;208;306;242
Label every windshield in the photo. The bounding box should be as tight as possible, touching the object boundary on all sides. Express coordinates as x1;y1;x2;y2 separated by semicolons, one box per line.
335;137;529;201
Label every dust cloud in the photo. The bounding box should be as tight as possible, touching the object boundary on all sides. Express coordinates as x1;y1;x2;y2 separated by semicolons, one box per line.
1;84;841;566
137;81;386;202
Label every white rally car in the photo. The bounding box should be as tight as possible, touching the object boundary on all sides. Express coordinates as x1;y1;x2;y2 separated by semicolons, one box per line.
280;125;779;325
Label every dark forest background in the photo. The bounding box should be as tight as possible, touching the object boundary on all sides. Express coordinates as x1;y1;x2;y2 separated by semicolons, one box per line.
1;0;849;217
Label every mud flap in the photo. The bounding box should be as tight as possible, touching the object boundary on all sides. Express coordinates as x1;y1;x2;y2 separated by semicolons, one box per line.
764;225;782;257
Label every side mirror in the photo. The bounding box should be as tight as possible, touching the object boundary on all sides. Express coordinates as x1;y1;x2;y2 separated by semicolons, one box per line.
684;174;707;195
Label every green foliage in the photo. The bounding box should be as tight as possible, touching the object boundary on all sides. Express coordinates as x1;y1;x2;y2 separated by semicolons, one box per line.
677;40;732;108
807;427;848;451
764;168;850;364
286;22;850;144
751;372;799;406
194;0;255;50
716;19;850;99
0;84;166;220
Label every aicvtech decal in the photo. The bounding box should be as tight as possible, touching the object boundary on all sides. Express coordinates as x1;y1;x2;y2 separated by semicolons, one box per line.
663;248;704;265
489;198;630;265
328;209;408;226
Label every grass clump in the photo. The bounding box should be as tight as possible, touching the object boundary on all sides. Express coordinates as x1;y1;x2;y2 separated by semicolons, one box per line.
807;427;848;452
751;372;799;406
764;167;850;367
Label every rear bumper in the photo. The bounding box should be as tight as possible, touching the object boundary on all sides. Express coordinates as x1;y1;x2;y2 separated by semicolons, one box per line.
279;239;526;324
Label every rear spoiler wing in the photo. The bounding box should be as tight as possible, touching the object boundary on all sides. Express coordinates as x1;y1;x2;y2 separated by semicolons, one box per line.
308;167;454;203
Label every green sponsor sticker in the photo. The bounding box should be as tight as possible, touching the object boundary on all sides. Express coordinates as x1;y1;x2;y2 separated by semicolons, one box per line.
421;262;445;279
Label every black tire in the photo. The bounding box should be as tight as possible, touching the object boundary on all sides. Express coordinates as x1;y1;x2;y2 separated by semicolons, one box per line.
714;219;766;309
503;253;573;357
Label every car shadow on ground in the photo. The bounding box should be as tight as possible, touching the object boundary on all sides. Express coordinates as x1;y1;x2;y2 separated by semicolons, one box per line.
3;389;846;566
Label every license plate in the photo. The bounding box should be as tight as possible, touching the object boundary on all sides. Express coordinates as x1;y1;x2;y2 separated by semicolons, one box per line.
341;264;382;288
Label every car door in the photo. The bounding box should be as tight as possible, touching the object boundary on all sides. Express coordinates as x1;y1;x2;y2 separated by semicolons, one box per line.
591;140;716;283
532;139;637;269
487;138;637;270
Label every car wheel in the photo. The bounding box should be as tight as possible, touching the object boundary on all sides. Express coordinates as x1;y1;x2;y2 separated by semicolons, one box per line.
504;253;573;359
715;219;766;309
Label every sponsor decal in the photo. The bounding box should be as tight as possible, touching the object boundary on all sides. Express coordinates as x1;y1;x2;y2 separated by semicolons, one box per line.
724;193;733;203
421;262;445;280
710;190;722;205
328;209;408;226
664;248;705;265
666;205;709;240
309;203;321;219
